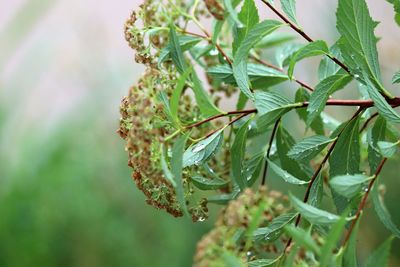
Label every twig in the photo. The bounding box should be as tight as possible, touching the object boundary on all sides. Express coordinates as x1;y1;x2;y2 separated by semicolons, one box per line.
260;0;350;74
360;112;379;132
284;108;365;251
203;113;249;138
185;109;256;129
261;119;281;185
342;157;388;246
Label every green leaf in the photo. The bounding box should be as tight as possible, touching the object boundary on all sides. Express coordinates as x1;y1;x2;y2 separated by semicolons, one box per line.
336;0;386;94
231;119;251;190
248;258;280;267
308;174;324;207
372;184;400;238
183;129;224;167
281;0;299;25
284;225;321;255
377;141;399;157
307;74;352;125
267;159;309;185
290;193;341;225
275;43;303;68
223;0;243;27
288;40;329;78
207;191;239;204
343;220;360;267
191;70;223;117
159;35;202;66
170;67;193;120
233;0;259;53
320;214;348;267
329;117;361;212
160;144;176;187
368;116;387;172
365;236;394;267
169;26;187;74
392;71;400;84
318;42;345;80
255;32;296;49
233;20;283;99
171;135;188;216
253;212;298;242
191;175;228;190
295;88;325;135
288;135;336;161
244;152;264;186
276;126;311;180
330;174;371;199
207;63;288;89
254;91;300;129
364;77;400;123
158;91;179;128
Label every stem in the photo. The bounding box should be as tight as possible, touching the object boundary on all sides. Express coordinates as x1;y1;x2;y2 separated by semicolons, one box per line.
251;56;315;92
261;119;281;185
260;0;350;74
342;157;388;246
203;113;250;139
185;109;256;129
284;108;365;252
360;112;379;133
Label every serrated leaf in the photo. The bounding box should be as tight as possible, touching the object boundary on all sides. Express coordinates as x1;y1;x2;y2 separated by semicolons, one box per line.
207;191;239;204
254;91;300;129
365;236;394;267
169;26;187;74
223;0;243;27
248;258;280;267
372;184;400;237
159;35;202;66
368;116;387;172
290;193;341;225
233;20;283;99
255;32;296;49
207;63;288;89
191;70;223;117
171;135;188;216
364;77;400;123
233;0;259;53
231;119;251;190
281;0;299;25
170;67;193;120
308;173;324;207
318;42;345;80
276;126;311;180
330;174;371;199
320;214;348;267
183;129;223;167
329;117;361;212
267;159;309;185
191;176;228;190
284;225;321;255
392;71;400;84
288;40;329;78
253;212;297;242
288;135;335;161
244;152;264;186
336;0;386;94
158;91;179;128
275;43;303;68
160;144;176;187
307;74;352;125
295;88;325;135
377;141;399;157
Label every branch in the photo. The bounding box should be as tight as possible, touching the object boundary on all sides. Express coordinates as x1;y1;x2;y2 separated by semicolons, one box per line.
261;119;281;185
260;0;350;74
284;108;365;251
342;157;388;246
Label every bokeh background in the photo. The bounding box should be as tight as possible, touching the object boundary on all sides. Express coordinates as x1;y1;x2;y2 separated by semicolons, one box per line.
0;0;399;266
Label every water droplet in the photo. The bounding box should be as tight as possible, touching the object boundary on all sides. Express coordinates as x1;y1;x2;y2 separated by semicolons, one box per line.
246;251;252;257
197;217;206;222
354;74;360;79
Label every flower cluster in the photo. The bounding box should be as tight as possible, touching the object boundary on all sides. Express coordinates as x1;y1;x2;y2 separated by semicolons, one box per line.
193;187;291;266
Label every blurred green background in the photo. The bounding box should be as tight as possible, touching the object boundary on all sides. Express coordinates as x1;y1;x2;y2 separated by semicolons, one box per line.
0;0;399;266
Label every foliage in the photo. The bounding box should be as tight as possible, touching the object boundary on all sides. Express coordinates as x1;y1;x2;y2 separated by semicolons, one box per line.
119;0;400;265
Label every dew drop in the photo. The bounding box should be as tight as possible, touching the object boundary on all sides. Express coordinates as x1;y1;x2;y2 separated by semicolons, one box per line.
198;217;206;222
354;74;360;79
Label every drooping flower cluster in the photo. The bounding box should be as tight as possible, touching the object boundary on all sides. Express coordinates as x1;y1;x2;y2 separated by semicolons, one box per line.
193;187;291;266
